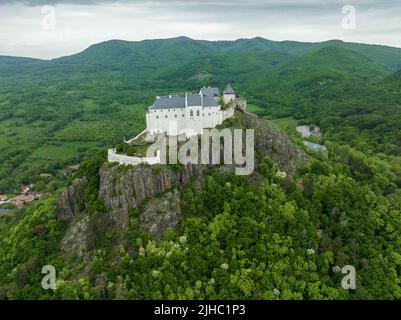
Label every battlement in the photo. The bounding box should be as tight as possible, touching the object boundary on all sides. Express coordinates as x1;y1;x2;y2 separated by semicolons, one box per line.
108;149;161;166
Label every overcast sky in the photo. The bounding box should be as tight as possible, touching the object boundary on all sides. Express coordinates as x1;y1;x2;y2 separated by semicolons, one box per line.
1;0;400;59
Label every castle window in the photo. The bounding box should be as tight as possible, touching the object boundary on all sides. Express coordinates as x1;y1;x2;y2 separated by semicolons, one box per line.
197;110;200;116
156;116;159;119
190;110;194;117
182;114;185;117
175;115;177;118
165;115;168;119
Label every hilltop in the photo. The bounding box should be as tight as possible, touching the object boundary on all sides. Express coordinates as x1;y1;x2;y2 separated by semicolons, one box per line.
2;107;401;299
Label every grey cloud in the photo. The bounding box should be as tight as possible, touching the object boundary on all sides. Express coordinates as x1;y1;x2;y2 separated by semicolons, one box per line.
1;0;400;8
0;0;400;59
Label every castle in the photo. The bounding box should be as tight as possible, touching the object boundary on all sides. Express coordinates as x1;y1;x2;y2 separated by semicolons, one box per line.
108;84;246;166
146;84;246;138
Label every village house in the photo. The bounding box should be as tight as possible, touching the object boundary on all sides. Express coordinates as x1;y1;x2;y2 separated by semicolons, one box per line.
20;185;30;194
27;191;48;200
0;195;8;205
12;195;35;208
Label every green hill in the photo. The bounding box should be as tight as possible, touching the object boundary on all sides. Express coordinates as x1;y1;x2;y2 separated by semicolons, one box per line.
314;40;401;70
383;70;401;90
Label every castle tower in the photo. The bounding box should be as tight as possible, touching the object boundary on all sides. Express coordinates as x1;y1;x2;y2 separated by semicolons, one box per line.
223;84;236;105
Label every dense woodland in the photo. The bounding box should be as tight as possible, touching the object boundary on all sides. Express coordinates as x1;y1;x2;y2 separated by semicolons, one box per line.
0;37;401;299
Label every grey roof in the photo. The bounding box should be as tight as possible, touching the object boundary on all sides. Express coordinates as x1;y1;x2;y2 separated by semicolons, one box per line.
186;94;202;106
150;95;186;110
224;84;236;94
150;87;221;110
200;87;220;97
202;95;220;107
304;141;328;156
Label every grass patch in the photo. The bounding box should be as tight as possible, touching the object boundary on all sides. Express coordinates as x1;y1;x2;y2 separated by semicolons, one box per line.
246;104;264;114
271;117;299;132
29;142;95;161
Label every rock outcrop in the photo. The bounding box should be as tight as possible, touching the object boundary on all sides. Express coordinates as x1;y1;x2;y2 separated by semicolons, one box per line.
139;189;181;239
56;177;88;221
99;164;204;228
61;216;91;258
239;112;308;175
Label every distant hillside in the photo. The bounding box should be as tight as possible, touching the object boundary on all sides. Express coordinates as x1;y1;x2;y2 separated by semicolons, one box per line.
274;46;387;83
0;36;400;85
0;56;44;77
243;45;390;115
312;40;401;71
383;70;401;90
53;37;401;71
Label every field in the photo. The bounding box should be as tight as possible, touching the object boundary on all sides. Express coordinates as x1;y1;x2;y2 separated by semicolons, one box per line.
246;104;264;114
0;86;149;193
270;117;299;132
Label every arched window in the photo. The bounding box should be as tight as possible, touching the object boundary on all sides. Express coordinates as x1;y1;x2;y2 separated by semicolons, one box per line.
190;110;194;117
197;110;200;116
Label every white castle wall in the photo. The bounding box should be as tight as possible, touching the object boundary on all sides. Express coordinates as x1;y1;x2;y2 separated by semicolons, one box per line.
222;107;235;121
146;105;224;137
108;149;161;166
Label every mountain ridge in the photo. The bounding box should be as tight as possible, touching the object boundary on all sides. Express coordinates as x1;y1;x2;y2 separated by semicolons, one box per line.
1;36;400;70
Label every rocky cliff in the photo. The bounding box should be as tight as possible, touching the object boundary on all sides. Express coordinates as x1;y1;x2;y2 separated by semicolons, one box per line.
56;177;88;221
238;112;308;175
99;164;204;228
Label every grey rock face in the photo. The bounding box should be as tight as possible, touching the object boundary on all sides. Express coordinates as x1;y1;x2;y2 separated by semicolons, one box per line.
56;177;88;221
139;189;182;239
99;164;203;228
61;216;90;258
239;112;308;175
